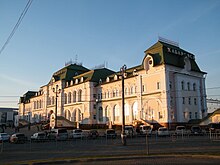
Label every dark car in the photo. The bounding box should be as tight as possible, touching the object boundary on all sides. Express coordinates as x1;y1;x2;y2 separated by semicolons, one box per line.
88;130;99;139
105;129;117;138
208;123;220;133
191;126;203;135
10;133;27;144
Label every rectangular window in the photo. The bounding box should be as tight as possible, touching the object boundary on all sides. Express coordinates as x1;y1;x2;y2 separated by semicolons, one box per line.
182;97;185;104
195;112;198;119
142;85;145;92
189;112;192;119
188;97;191;105
157;82;160;90
194;98;197;105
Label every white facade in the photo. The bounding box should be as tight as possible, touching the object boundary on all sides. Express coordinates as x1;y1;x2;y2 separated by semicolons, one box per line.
19;40;207;128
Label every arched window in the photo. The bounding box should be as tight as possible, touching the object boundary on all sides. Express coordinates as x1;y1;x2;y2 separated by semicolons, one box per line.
132;102;138;120
125;87;128;95
73;91;76;102
125;104;130;122
181;81;185;90
64;93;67;104
78;89;82;102
68;92;72;103
187;82;190;91
114;105;120;122
193;83;196;91
99;107;103;122
52;96;55;105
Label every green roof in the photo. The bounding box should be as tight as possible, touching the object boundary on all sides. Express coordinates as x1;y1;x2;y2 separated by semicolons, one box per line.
74;68;115;83
53;64;89;81
143;41;205;73
19;91;37;103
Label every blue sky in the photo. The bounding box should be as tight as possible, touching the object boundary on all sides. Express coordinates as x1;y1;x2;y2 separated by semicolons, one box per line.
0;0;220;108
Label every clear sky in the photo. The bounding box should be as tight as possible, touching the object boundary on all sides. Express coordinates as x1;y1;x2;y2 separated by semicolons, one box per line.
0;0;220;108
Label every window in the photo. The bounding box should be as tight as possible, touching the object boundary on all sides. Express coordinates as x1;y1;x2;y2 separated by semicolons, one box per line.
188;97;191;105
189;112;192;119
170;96;173;105
181;81;185;90
68;92;71;103
142;85;145;92
187;82;190;91
195;112;198;119
125;88;128;95
169;82;172;90
193;83;196;91
182;97;185;104
64;93;67;104
52;96;55;105
73;91;76;102
183;112;187;119
194;98;197;105
157;82;160;90
78;90;82;102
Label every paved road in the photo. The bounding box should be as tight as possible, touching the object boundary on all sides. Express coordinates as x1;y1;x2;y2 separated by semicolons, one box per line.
1;127;220;164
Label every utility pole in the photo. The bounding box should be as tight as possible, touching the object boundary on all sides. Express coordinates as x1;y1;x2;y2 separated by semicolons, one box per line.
120;64;127;146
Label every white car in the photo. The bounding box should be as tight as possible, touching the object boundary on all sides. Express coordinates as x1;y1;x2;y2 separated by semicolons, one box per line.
0;133;10;142
157;127;169;137
139;125;153;135
175;126;187;135
72;129;83;139
31;132;47;142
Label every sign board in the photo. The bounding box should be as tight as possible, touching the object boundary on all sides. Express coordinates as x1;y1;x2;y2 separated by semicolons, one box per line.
50;113;56;129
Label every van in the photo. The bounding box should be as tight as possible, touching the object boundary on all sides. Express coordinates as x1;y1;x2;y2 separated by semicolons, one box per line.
50;128;68;140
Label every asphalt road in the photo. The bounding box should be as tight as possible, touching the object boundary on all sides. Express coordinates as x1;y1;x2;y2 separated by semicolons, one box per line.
1;127;220;164
1;134;220;165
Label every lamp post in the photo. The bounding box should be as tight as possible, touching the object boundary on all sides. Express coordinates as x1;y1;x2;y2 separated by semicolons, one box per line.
53;85;61;128
120;64;127;146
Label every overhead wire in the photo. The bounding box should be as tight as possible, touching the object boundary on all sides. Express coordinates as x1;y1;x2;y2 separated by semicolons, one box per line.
0;0;33;55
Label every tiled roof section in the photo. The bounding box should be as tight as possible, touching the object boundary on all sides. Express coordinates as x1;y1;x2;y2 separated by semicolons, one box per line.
53;64;90;81
19;91;37;103
143;41;205;73
74;68;115;83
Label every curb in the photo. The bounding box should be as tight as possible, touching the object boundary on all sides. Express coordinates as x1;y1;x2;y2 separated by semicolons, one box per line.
8;154;220;165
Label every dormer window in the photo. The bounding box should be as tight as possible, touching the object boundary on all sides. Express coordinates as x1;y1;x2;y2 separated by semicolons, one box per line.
75;79;78;84
106;77;110;82
144;55;153;72
80;77;84;83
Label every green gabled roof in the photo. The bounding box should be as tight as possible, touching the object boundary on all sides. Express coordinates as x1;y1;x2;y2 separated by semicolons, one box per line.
143;41;205;73
53;64;89;81
19;91;37;103
74;68;115;83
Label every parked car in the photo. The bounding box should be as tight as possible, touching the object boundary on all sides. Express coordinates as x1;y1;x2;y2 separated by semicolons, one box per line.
191;126;204;135
124;126;136;137
88;130;99;139
139;125;153;136
50;128;68;140
72;129;83;139
31;132;47;142
175;126;187;135
0;133;10;142
105;129;117;138
157;127;169;137
208;123;220;133
10;133;27;144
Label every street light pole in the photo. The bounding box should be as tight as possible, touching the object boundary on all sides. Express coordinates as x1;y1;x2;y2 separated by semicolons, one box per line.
53;85;61;128
121;64;127;146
